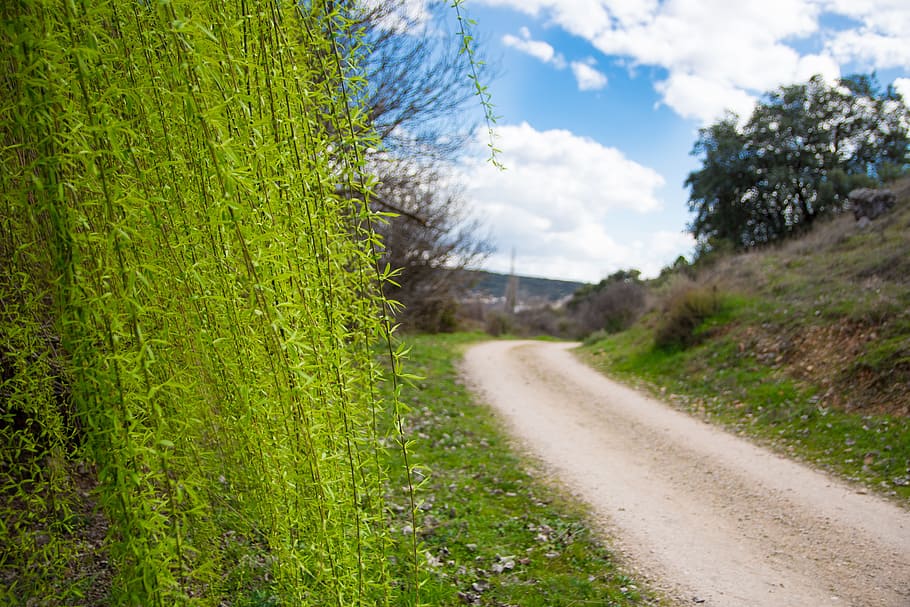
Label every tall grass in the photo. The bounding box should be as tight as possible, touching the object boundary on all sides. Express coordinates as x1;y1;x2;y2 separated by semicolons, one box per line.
1;2;417;605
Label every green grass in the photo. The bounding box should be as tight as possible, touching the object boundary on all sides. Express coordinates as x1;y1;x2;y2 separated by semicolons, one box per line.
580;323;910;503
384;333;663;607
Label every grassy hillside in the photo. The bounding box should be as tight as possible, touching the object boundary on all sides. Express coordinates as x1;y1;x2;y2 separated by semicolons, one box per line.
581;178;910;502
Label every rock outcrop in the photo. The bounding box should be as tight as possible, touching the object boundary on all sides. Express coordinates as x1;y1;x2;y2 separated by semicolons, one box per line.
849;187;896;222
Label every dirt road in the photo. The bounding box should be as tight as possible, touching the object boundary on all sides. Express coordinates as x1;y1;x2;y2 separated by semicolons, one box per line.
461;340;910;607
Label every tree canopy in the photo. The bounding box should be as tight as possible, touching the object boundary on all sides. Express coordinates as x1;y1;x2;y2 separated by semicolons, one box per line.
687;74;910;249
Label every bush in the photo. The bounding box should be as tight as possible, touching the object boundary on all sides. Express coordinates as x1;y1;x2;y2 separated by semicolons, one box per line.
655;284;722;349
404;296;459;333
569;280;647;338
513;306;571;338
485;311;513;337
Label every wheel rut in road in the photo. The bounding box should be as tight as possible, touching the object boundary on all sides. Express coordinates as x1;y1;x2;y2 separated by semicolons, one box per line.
460;340;910;607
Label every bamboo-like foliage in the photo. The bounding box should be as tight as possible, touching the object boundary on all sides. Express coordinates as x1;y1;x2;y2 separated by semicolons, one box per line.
1;1;416;605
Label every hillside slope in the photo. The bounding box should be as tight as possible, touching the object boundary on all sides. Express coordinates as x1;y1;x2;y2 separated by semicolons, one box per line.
582;178;910;501
696;177;910;415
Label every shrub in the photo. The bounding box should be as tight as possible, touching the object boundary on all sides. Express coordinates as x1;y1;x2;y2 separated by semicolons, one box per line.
485;311;513;337
569;280;647;338
655;284;722;349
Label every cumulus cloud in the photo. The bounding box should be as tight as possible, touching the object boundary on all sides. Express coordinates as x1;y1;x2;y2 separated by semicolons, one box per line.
823;0;910;68
502;28;609;91
655;73;757;123
894;78;910;101
362;0;432;33
459;123;681;281
501;26;566;67
479;0;910;123
570;58;608;91
827;30;910;69
794;53;842;84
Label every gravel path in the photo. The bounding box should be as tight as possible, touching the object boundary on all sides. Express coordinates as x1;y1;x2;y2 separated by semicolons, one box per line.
460;340;910;607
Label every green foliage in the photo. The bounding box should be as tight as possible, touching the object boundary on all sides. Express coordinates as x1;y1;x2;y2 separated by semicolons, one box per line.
688;74;910;249
1;2;417;606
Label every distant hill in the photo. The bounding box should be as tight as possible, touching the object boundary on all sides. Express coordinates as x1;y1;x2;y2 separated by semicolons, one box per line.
461;270;587;305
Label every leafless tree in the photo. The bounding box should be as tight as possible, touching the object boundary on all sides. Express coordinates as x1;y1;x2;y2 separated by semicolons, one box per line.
372;157;492;332
339;0;496;330
351;0;492;161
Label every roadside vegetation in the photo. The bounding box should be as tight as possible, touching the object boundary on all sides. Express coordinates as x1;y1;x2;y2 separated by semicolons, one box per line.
1;2;490;605
383;334;663;607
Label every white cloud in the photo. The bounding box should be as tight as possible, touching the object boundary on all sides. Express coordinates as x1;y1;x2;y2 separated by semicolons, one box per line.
827;30;910;69
459;123;680;281
363;0;432;33
894;78;910;101
822;1;910;67
655;73;758;124
502;28;609;91
822;0;910;37
502;27;566;68
570;59;608;91
794;53;842;84
479;0;910;123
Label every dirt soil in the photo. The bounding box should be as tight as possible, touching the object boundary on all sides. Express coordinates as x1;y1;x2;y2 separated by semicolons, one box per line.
461;340;910;607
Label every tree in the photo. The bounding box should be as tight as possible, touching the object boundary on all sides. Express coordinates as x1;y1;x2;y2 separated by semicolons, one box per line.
372;158;491;332
2;2;420;604
686;115;765;247
687;74;910;249
353;1;487;161
347;1;495;330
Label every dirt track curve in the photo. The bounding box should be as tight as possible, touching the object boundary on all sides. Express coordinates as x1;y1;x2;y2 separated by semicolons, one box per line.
460;340;910;607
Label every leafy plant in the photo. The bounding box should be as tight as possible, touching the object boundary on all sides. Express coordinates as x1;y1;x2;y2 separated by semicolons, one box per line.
1;2;420;605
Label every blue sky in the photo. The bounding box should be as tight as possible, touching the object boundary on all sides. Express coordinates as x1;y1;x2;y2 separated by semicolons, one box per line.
424;1;910;282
